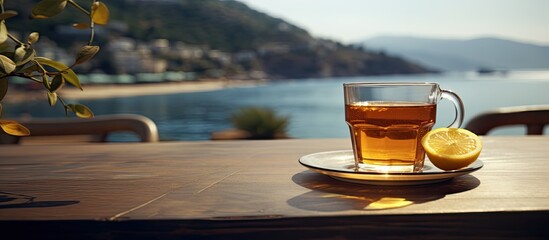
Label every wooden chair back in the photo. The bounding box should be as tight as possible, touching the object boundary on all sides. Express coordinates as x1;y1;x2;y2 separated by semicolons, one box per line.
0;114;159;144
464;105;549;135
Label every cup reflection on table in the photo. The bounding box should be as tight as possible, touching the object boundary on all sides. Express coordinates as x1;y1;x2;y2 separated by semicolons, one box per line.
343;82;464;173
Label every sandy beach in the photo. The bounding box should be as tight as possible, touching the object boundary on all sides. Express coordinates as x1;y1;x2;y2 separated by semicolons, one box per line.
4;79;267;102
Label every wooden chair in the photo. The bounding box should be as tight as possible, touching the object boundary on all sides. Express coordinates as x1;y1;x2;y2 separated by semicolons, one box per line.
464;105;549;135
0;114;159;144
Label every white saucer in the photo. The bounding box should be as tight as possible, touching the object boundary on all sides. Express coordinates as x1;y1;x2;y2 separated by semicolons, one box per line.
299;150;483;186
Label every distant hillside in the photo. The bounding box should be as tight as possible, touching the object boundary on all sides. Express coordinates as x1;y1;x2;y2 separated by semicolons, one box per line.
5;0;432;79
362;36;549;71
7;0;313;51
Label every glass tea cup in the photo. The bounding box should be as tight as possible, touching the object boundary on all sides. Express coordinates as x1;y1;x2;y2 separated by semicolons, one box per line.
343;82;464;172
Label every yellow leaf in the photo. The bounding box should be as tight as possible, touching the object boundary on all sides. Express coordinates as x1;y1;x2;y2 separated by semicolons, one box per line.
35;57;82;90
74;45;100;65
0;121;31;136
28;32;40;44
91;2;109;25
68;104;94;118
0;21;7;44
14;45;36;66
72;23;89;30
75;104;93;118
0;54;16;74
31;0;68;19
42;73;51;91
47;91;57;106
0;41;10;52
0;10;18;21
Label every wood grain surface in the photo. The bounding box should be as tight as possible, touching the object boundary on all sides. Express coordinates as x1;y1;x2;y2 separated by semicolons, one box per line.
0;137;548;239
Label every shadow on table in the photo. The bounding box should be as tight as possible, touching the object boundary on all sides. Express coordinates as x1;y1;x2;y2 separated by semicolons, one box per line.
0;191;79;209
288;171;480;211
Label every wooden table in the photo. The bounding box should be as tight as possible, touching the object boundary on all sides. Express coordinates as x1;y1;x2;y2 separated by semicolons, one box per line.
0;137;548;239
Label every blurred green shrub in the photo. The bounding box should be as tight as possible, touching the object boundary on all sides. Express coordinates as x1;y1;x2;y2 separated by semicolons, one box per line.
231;107;289;139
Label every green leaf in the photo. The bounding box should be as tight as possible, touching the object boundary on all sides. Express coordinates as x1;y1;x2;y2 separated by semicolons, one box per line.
34;57;81;90
91;1;109;25
18;62;39;75
0;21;7;44
28;32;40;44
0;77;7;102
0;120;31;136
41;73;51;90
47;91;57;106
31;0;68;19
72;23;89;30
74;45;99;65
50;74;64;92
68;104;93;118
0;10;18;21
0;41;10;52
0;54;16;74
14;45;36;66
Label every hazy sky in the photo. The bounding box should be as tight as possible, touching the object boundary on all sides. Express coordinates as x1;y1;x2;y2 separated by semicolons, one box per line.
239;0;549;45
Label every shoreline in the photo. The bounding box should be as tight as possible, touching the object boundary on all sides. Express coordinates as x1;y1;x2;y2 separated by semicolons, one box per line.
4;79;268;102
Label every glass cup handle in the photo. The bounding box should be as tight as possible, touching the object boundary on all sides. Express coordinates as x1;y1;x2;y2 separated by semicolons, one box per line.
441;89;464;128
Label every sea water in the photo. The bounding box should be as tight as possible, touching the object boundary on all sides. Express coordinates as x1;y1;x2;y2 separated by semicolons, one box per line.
4;71;549;141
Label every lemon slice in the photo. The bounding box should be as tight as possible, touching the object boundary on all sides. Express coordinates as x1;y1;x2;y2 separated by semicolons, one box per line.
421;128;482;171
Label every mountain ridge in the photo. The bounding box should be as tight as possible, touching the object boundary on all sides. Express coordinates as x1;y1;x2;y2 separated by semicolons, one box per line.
4;0;431;79
362;36;549;71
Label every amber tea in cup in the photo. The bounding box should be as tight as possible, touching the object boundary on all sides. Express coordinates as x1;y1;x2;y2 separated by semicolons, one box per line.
344;82;464;172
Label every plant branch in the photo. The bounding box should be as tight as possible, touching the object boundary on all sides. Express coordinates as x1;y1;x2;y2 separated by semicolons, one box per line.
87;18;95;45
57;95;67;106
11;73;43;83
67;0;97;45
7;33;24;46
67;0;90;15
87;1;98;45
33;60;47;74
57;95;73;117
